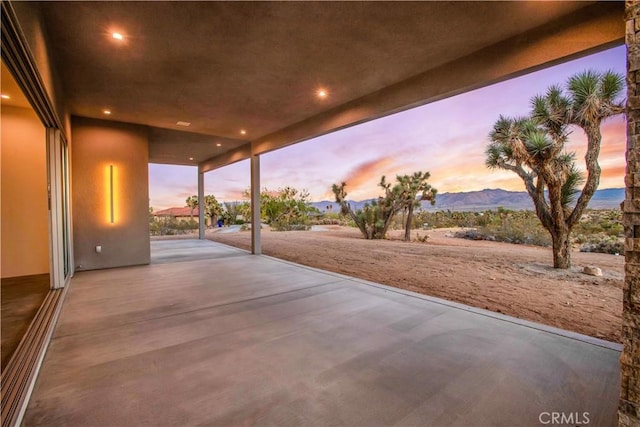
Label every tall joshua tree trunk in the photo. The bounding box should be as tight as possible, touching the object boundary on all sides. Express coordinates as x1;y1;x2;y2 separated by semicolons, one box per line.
403;206;414;241
396;171;436;242
550;226;571;269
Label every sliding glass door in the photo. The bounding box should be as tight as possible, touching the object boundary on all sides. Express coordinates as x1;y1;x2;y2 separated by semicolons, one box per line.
48;128;73;288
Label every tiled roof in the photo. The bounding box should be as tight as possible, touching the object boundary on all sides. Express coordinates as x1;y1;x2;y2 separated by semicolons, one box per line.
152;207;199;217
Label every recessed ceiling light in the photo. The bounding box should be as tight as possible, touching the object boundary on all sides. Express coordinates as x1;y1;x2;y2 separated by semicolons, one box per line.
317;88;328;99
240;129;247;135
103;109;112;115
112;32;124;41
216;143;222;147
177;121;191;127
189;157;194;161
1;94;10;100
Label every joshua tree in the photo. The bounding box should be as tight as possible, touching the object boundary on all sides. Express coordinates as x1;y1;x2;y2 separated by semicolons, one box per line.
185;195;198;219
185;194;222;226
486;70;624;268
332;176;405;239
396;171;437;241
203;195;223;226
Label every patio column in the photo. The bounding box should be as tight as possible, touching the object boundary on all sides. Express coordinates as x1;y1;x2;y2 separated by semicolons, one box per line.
620;2;640;425
198;167;205;239
250;154;261;254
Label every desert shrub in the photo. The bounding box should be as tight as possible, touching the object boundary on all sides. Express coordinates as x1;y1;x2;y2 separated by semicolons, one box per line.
578;233;624;255
454;226;551;246
310;213;350;226
414;232;429;243
414;210;457;229
574;210;623;253
441;208;622;251
574;210;623;237
580;240;624;255
454;229;494;241
248;186;313;231
312;218;339;225
486;227;550;246
271;222;311;231
149;217;198;236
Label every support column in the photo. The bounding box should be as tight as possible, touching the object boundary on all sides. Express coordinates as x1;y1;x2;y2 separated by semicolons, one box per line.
198;167;205;240
250;154;261;254
620;2;640;425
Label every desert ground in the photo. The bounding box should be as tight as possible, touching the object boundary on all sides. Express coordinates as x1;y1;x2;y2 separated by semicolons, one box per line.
156;226;624;342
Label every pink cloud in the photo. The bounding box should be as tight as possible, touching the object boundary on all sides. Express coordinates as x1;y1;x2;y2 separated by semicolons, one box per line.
339;157;395;189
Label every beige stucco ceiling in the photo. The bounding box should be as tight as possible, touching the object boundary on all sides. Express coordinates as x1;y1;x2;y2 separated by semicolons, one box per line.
35;1;622;166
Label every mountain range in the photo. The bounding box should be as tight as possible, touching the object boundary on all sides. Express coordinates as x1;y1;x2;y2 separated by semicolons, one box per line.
311;188;624;212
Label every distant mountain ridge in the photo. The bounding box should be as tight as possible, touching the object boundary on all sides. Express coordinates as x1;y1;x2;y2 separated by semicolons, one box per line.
311;188;624;212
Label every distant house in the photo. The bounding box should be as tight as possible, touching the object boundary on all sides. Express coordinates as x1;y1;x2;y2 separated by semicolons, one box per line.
152;207;208;225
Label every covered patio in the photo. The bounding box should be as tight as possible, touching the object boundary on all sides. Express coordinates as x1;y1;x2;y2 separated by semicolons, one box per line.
24;240;620;425
3;1;638;425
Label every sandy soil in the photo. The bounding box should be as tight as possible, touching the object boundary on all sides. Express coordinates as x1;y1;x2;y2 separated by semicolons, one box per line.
194;226;624;342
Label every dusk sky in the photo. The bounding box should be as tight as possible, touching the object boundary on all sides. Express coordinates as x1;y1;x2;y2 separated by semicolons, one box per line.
149;45;626;210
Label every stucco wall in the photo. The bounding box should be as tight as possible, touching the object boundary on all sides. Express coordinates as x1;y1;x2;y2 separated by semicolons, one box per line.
1;105;50;278
71;117;150;270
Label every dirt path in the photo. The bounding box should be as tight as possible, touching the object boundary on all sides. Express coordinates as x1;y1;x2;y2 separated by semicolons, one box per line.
194;226;624;342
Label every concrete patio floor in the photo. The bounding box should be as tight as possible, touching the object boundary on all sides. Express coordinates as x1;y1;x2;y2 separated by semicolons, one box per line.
24;240;620;426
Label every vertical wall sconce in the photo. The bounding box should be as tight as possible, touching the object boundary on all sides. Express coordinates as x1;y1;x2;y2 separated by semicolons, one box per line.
105;164;117;224
109;164;115;223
